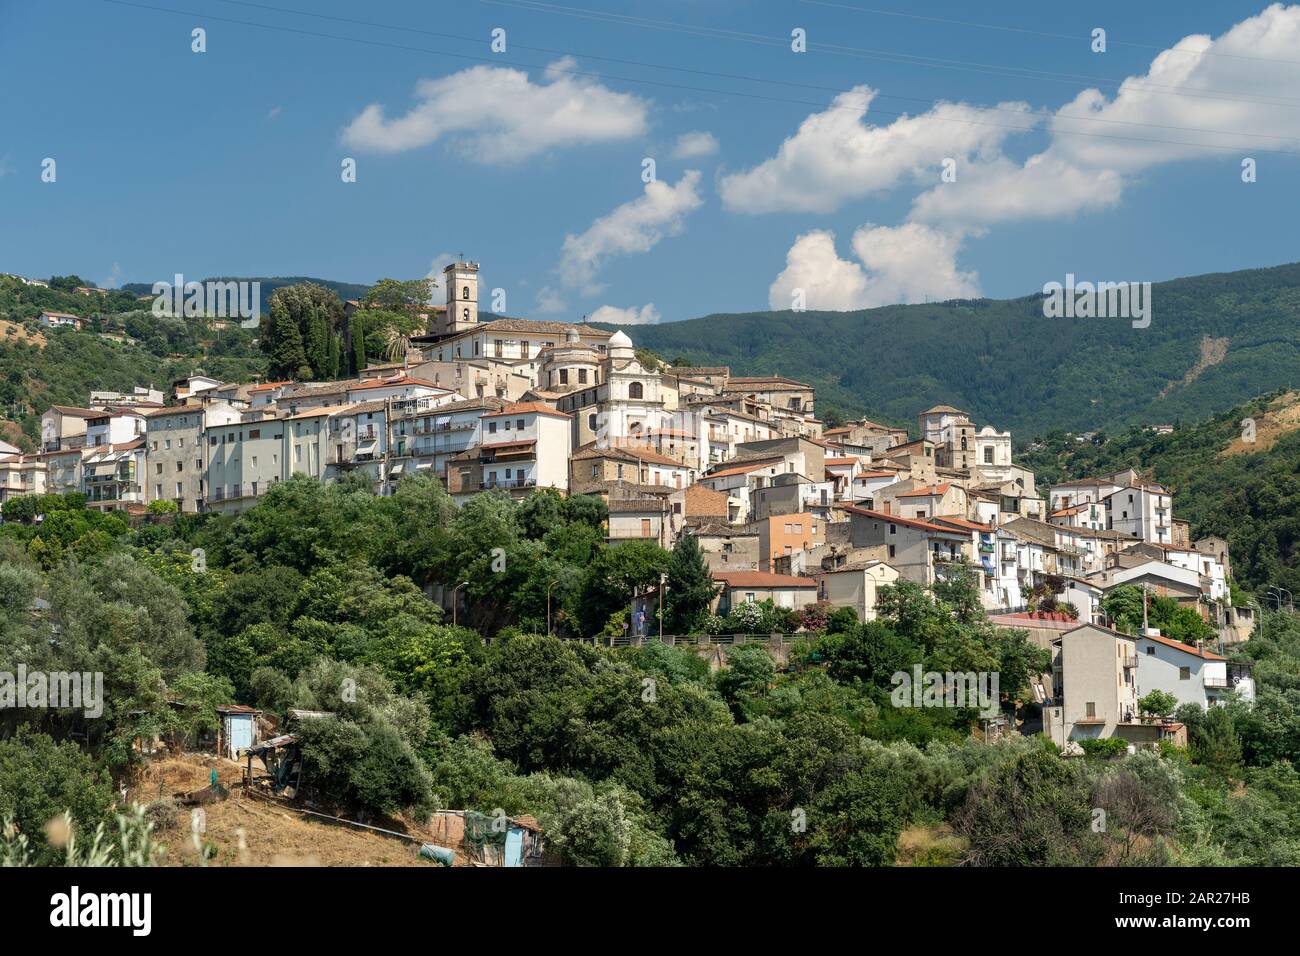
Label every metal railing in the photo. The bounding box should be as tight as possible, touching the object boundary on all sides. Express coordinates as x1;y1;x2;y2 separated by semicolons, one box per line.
608;632;804;648
480;478;537;490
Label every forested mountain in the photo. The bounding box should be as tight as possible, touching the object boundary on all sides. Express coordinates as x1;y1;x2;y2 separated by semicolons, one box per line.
121;276;372;314
617;262;1300;439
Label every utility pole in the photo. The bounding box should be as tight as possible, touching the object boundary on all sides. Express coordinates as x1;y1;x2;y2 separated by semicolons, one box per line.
659;571;667;642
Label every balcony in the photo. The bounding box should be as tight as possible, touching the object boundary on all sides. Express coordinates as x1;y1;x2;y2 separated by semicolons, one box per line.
1204;675;1231;689
1121;654;1138;669
410;421;476;435
480;478;537;491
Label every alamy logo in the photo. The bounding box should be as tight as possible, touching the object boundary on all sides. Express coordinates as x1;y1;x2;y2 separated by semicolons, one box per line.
1042;274;1151;329
890;665;1000;716
152;274;261;328
0;665;103;718
49;886;151;936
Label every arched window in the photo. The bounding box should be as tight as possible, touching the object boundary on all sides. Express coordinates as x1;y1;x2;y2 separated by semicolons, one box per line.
462;286;470;300
628;381;644;399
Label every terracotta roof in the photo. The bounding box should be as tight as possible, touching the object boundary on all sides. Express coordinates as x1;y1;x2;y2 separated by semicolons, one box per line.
931;515;992;532
248;380;294;393
713;571;817;588
480;439;537;452
921;404;965;414
844;506;969;537
349;376;445;391
702;458;782;480
48;406;101;418
571;441;683;468
483;401;571;419
1136;631;1226;661
895;483;952;498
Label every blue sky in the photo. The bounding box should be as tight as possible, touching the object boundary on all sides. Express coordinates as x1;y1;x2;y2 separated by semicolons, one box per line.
2;0;1298;324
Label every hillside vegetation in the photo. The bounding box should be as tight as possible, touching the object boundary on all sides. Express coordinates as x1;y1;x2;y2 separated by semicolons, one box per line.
619;261;1300;437
0;275;266;449
1019;389;1300;596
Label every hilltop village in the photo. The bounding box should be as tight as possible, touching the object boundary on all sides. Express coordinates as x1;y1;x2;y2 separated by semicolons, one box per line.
1;262;1257;753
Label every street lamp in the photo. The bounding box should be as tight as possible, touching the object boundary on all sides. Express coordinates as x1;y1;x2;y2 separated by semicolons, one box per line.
659;572;668;643
452;581;470;627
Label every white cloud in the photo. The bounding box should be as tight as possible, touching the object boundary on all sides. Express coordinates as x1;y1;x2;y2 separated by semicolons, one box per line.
535;286;567;314
912;4;1300;228
672;131;719;159
559;170;704;294
910;153;1123;227
341;58;649;162
422;252;459;302
720;87;1035;214
102;262;123;290
767;225;978;311
588;303;662;325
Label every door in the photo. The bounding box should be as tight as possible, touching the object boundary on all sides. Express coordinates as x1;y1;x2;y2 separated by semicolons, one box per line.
227;715;253;758
504;828;525;868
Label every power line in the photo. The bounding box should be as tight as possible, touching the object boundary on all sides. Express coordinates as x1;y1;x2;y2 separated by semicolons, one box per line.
798;0;1300;69
210;0;1300;145
98;0;1300;156
481;0;1300;110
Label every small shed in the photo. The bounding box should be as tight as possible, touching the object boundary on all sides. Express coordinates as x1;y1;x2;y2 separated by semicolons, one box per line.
217;704;262;759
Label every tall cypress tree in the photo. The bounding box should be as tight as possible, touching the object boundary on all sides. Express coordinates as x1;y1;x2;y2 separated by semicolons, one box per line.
326;331;341;378
351;314;367;374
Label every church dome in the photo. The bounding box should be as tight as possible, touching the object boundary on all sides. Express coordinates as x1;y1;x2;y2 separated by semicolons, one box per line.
608;329;633;349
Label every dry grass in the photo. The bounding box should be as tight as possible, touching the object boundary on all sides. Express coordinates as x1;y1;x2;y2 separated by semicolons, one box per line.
0;319;45;347
895;824;966;867
1222;390;1300;456
134;754;449;867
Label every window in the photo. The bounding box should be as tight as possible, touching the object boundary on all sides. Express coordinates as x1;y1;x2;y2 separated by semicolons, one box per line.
1146;646;1155;655
1085;702;1096;718
516;420;524;430
156;462;163;475
888;545;896;558
462;285;470;300
889;524;896;535
641;518;652;537
591;464;599;478
175;482;183;497
176;461;183;472
984;447;993;464
628;381;644;400
249;429;260;439
1179;667;1191;680
578;369;588;384
488;421;497;434
559;369;569;385
616;463;624;479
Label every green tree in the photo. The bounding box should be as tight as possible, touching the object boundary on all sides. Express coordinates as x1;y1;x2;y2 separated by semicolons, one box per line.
663;534;717;634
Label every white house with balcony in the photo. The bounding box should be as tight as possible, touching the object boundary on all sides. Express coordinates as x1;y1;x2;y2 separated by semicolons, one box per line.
1135;630;1255;710
477;401;571;496
1105;484;1172;545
